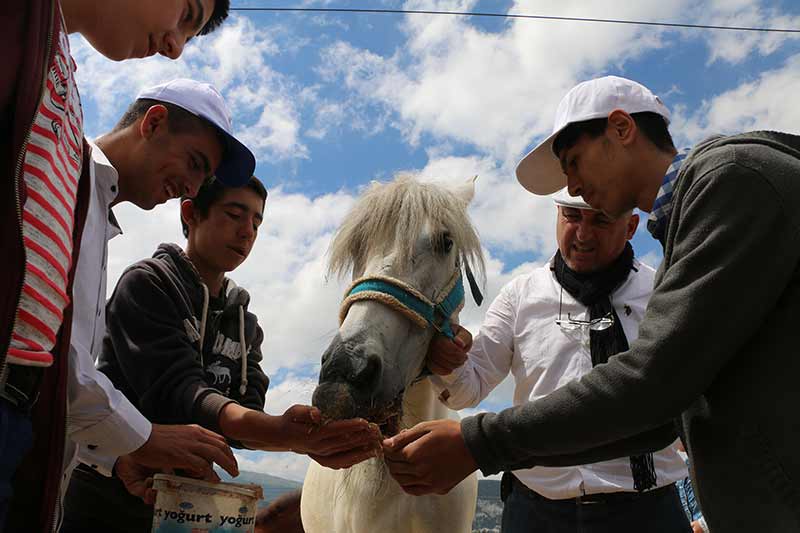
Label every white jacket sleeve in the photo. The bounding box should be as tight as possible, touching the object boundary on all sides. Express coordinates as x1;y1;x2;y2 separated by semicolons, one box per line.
430;281;517;409
67;339;151;475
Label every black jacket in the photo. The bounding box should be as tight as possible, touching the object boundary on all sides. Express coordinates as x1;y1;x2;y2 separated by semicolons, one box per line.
98;243;269;436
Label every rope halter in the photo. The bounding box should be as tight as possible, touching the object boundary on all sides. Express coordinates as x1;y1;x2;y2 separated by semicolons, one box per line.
339;268;465;339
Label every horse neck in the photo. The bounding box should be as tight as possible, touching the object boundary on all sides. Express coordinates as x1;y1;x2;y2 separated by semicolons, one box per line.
401;378;449;428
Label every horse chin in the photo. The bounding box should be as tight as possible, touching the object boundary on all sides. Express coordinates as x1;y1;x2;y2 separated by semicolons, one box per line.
312;382;404;436
312;382;358;420
377;414;401;438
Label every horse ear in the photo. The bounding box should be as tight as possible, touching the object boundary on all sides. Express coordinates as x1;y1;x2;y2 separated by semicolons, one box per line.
453;175;478;205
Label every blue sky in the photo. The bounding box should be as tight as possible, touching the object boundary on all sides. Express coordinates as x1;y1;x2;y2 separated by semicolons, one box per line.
72;0;800;479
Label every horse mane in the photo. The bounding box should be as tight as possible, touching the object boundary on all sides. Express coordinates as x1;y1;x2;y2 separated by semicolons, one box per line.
328;174;485;282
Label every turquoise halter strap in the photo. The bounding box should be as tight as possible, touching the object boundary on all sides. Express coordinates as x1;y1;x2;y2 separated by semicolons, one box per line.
342;271;465;339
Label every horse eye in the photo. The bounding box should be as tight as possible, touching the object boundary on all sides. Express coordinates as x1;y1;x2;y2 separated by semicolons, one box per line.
436;234;454;255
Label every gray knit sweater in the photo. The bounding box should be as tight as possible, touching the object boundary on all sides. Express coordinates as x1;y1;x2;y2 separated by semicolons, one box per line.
462;131;800;531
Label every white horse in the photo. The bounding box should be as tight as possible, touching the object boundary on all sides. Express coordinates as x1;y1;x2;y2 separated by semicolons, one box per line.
301;175;484;533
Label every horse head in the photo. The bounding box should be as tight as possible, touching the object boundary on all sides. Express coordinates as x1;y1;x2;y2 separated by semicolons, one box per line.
313;175;484;437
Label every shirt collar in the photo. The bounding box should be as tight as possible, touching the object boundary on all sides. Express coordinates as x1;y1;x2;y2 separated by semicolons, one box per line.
88;140;122;235
646;148;691;242
88;140;120;201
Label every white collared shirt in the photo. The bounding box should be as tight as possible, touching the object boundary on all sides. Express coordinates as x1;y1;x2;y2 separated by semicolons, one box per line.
432;258;688;500
61;142;151;485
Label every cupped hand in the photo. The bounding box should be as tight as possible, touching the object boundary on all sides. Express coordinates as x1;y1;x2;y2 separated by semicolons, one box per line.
281;405;382;469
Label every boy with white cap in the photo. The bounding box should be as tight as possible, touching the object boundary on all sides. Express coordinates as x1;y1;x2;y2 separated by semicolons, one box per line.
384;76;800;532
427;188;690;532
3;2;233;531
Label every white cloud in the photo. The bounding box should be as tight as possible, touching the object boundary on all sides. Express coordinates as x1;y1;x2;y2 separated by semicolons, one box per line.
107;201;186;280
317;0;693;164
313;0;800;168
71;16;308;161
702;1;800;64
262;373;319;415
671;52;800;144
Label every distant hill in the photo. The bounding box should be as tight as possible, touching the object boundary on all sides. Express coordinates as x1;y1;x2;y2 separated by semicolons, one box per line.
222;470;503;530
218;469;301;507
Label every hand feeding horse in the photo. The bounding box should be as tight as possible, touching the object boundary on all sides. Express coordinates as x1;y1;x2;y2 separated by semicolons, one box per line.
300;175;484;533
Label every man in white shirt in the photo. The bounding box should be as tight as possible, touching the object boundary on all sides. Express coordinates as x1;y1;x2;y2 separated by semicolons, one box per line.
429;190;691;532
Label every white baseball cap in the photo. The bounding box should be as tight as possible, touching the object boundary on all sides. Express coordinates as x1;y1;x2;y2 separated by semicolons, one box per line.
516;76;670;196
136;78;255;187
551;187;594;210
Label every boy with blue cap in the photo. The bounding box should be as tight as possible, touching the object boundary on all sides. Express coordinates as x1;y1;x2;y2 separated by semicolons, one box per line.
58;78;380;533
41;78;251;531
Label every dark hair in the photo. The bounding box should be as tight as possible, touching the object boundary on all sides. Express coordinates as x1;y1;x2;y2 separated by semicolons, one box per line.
114;98;213;135
552;111;675;157
199;0;230;36
181;176;268;238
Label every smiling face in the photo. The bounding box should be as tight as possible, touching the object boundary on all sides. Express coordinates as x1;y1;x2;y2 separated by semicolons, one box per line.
183;185;265;275
556;206;638;273
75;0;217;61
123;104;223;210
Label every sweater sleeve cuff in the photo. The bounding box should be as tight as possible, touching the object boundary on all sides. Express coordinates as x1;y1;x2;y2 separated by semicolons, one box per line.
194;391;236;434
461;413;503;476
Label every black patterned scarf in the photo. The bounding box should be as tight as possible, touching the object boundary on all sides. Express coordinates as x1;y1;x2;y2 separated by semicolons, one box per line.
554;242;657;492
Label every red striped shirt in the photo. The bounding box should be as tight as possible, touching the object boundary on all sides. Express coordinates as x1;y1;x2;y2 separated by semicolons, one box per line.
7;20;83;367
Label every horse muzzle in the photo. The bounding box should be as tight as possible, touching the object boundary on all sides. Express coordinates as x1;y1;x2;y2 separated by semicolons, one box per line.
313;333;403;427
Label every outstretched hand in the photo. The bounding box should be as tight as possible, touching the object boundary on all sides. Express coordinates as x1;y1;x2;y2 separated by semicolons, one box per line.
129;423;238;479
426;325;473;376
381;419;478;495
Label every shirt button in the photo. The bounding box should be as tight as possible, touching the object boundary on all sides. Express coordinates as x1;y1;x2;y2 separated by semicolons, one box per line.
110;185;117;193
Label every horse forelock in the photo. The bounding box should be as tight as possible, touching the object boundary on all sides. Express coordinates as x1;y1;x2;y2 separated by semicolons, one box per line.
327;175;485;282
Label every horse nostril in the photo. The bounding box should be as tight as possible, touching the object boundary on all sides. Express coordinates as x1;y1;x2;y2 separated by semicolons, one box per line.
352;353;381;390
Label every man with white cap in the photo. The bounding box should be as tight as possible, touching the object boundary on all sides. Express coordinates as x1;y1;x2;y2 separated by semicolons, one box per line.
427;189;690;531
383;76;800;532
53;78;252;521
56;78;380;533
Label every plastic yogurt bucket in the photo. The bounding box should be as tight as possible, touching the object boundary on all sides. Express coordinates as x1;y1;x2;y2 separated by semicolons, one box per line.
151;473;263;533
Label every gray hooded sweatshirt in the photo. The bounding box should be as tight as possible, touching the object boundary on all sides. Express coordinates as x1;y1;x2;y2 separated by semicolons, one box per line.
462;131;800;531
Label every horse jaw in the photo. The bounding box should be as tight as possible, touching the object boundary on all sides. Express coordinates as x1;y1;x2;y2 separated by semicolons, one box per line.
311;380;459;500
